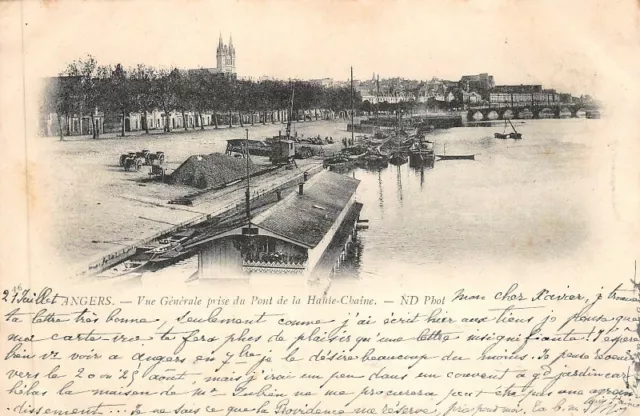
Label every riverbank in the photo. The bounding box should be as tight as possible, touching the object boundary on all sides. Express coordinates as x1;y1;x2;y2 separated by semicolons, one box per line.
31;119;354;276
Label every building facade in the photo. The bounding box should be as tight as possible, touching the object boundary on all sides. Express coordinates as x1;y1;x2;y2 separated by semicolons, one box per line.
193;170;362;283
459;73;495;97
489;85;560;107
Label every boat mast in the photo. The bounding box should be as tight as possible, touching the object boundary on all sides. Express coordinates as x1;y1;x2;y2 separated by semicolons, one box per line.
375;74;379;132
286;84;294;140
351;66;355;145
245;128;251;224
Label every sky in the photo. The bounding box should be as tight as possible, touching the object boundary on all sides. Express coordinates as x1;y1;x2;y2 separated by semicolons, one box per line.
18;0;640;97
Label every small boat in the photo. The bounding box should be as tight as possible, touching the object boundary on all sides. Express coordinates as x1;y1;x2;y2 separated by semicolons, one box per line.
508;132;522;140
436;154;475;161
495;120;510;139
145;232;192;254
389;152;407;165
348;152;367;161
408;140;435;155
340;145;368;161
95;252;155;280
408;139;435;167
495;119;523;140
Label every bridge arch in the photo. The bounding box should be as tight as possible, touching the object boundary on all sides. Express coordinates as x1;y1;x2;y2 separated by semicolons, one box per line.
471;110;484;121
538;108;555;119
487;110;499;120
501;109;514;119
558;107;572;118
574;108;586;118
517;108;534;119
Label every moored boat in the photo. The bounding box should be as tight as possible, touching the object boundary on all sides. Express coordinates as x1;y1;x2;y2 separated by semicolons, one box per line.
389;152;407;165
508;132;522;140
495;119;523;140
436;154;475;160
95;251;154;280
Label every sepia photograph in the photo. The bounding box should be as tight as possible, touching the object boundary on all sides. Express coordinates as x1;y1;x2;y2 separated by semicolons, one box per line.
2;2;640;416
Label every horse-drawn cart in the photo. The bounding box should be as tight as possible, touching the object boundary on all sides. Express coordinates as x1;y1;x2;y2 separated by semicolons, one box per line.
119;150;165;171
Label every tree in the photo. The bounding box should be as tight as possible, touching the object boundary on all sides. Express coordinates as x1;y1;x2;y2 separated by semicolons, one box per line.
104;64;134;137
130;64;157;134
361;100;374;115
42;76;76;140
156;68;179;132
173;70;193;131
207;74;230;129
189;71;208;130
256;81;271;124
64;54;100;138
270;80;291;123
233;80;250;127
240;80;259;126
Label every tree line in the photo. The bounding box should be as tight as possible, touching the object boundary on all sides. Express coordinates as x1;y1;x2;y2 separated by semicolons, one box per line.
41;55;362;139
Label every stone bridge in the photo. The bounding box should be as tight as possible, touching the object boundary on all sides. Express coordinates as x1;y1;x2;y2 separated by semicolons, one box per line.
465;103;600;121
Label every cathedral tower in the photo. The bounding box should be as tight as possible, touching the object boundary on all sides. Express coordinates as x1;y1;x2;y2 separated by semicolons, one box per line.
216;33;236;75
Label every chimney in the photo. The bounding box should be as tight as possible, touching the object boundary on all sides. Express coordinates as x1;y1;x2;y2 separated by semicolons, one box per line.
298;183;304;195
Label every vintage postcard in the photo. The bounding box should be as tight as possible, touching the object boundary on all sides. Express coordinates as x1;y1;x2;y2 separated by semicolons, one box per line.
1;0;639;415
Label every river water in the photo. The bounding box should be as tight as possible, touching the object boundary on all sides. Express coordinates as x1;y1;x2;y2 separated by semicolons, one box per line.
336;118;601;282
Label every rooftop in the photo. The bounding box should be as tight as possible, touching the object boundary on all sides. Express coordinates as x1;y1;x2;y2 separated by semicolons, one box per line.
180;169;360;251
492;84;543;93
170;153;264;189
253;170;360;248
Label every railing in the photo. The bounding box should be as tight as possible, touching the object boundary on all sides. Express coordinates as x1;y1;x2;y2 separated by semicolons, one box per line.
469;102;589;110
243;251;308;267
242;257;308;274
242;259;307;269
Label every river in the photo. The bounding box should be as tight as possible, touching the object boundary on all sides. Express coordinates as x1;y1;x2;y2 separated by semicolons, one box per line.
335;118;601;282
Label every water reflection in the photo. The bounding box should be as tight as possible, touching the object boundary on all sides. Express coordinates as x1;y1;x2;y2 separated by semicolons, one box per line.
396;165;403;205
334;159;438;279
377;169;384;216
331;119;596;282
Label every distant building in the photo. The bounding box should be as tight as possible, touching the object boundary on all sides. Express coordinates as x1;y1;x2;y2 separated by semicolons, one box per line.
489;85;559;107
462;91;483;105
187;33;236;77
216;33;236;75
558;93;573;103
361;92;412;104
309;78;334;88
416;78;457;103
459;73;495;95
